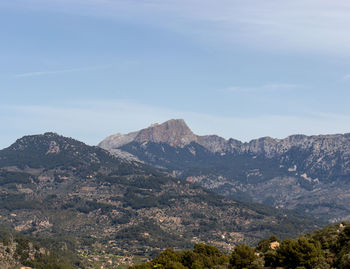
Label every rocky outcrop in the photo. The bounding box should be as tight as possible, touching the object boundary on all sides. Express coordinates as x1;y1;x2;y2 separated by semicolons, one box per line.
98;131;139;150
134;119;197;146
99;119;350;165
99;119;197;149
240;134;350;158
99;120;350;181
99;119;232;153
99;119;350;222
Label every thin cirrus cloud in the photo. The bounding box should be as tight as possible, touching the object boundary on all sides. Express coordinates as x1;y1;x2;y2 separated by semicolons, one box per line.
5;0;350;56
224;83;300;93
14;65;112;78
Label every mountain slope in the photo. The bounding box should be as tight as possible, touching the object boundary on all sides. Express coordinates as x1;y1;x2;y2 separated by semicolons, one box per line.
0;224;82;268
0;133;319;258
99;119;350;222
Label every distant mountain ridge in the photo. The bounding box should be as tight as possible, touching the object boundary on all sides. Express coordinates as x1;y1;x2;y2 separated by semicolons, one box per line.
100;119;350;163
99;119;230;153
99;119;350;222
0;132;318;257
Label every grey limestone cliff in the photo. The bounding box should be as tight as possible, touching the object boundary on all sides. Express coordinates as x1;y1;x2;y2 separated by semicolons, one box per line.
99;119;350;222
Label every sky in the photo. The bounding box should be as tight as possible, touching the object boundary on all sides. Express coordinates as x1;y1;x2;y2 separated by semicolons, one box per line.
1;0;350;149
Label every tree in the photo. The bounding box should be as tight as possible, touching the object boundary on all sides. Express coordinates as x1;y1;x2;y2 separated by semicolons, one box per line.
276;237;323;269
263;250;278;268
155;248;181;265
230;244;259;269
341;254;350;269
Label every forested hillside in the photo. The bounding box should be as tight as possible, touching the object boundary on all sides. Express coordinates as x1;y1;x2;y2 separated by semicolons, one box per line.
131;222;350;269
0;132;320;264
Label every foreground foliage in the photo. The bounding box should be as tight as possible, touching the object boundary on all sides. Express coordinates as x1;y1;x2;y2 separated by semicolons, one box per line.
131;222;350;269
131;244;229;269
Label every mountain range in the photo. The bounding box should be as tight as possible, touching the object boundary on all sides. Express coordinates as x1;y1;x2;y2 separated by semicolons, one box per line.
99;119;350;222
0;132;318;262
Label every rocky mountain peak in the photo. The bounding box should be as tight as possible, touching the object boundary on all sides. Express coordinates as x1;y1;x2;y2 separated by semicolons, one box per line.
9;132;62;152
135;119;197;146
99;119;232;153
99;119;201;150
0;132;126;171
97;121;350;222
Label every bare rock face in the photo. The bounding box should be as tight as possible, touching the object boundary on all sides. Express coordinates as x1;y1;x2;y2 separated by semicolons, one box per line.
99;119;231;153
197;135;231;153
99;119;350;162
134;119;197;146
242;134;350;158
108;148;143;163
99;119;350;160
98;119;350;222
98;119;350;181
99;119;197;150
98;131;139;150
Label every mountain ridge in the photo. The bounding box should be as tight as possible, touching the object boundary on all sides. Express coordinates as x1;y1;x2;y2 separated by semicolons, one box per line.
99;119;350;222
99;119;350;157
99;119;235;153
0;132;319;258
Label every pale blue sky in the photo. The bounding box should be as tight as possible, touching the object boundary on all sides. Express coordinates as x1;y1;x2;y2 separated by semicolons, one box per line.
1;0;350;149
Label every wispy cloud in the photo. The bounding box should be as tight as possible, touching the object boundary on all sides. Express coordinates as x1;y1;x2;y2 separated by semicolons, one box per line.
225;83;300;93
14;65;111;78
344;74;350;80
7;0;350;56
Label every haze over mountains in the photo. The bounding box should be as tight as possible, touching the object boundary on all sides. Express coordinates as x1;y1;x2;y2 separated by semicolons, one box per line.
100;119;350;222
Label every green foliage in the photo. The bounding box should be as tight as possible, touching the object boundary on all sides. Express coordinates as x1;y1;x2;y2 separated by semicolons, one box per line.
262;250;278;268
341;254;350;269
133;223;350;269
130;244;229;269
191;244;229;268
255;235;280;253
0;225;80;268
229;244;259;269
254;222;350;269
276;237;323;269
0;193;41;210
115;220;192;252
0;171;35;186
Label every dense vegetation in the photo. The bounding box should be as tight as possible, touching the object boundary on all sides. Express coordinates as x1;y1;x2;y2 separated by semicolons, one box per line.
131;222;350;269
0;225;81;268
